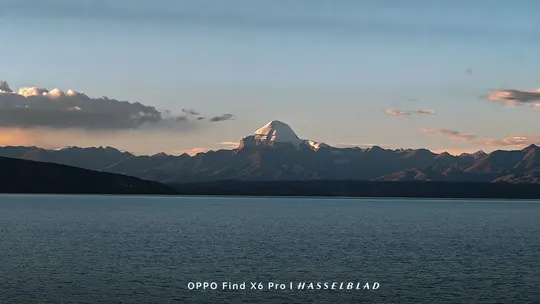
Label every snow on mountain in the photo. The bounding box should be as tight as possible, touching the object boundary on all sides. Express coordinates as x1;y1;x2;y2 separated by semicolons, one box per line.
254;120;303;145
239;120;328;150
306;140;329;150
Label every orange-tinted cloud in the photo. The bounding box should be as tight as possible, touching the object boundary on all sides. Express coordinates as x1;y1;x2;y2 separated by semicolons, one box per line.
485;88;540;105
421;128;477;141
385;109;412;116
479;135;540;146
219;141;238;145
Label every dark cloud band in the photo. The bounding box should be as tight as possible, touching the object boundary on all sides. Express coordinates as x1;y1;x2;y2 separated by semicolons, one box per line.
385;109;437;116
421;128;477;141
209;113;235;122
0;81;235;130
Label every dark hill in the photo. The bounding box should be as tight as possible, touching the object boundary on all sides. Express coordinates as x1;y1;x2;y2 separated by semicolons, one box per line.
0;157;176;194
169;180;540;199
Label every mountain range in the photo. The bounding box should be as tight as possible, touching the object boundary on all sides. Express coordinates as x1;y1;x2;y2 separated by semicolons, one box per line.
2;120;540;184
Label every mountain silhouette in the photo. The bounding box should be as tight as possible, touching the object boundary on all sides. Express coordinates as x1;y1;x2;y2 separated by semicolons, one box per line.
0;156;176;194
1;143;540;184
2;121;540;184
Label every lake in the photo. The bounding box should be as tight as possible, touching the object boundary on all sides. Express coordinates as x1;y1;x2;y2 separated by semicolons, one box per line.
1;195;539;303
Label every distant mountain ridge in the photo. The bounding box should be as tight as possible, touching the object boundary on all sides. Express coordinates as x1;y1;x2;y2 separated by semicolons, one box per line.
1;143;539;184
1;121;540;184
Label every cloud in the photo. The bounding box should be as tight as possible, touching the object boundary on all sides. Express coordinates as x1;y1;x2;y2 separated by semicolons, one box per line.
385;109;412;116
421;128;477;141
485;88;540;105
219;141;239;146
0;79;235;130
531;104;540;108
416;109;436;115
385;109;437;116
465;68;473;75
209;113;235;122
182;108;200;116
479;135;540;146
0;80;12;92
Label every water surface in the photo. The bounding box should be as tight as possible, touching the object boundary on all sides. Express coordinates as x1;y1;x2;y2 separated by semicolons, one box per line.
1;195;539;303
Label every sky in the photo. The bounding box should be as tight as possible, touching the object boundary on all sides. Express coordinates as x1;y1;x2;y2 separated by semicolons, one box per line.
1;0;540;155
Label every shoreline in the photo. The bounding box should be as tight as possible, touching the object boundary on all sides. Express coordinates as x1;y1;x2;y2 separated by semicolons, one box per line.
3;193;540;201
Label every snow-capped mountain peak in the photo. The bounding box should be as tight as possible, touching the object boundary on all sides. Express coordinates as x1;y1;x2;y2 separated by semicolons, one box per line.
239;120;328;150
253;120;303;145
